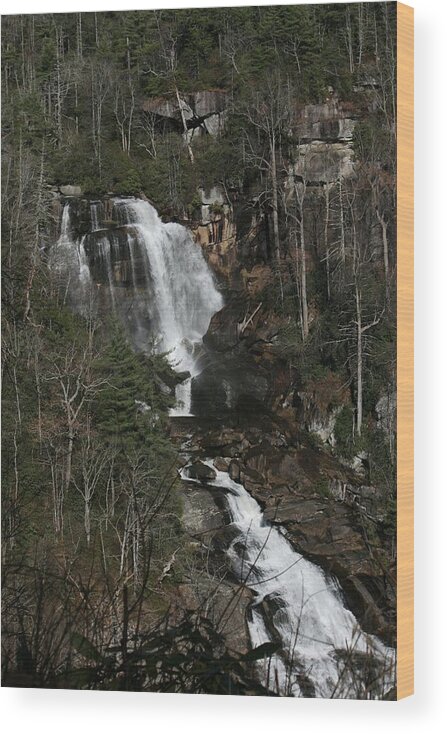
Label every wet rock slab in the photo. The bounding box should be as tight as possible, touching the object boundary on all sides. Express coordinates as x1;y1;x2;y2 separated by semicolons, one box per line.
179;482;252;655
184;460;217;482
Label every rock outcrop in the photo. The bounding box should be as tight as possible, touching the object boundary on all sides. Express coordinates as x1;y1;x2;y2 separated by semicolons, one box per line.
178;480;252;655
184;461;217;482
142;90;228;139
191;185;237;282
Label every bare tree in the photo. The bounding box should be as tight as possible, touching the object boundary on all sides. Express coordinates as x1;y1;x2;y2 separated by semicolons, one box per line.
353;285;383;436
221;22;243;76
343;181;384;436
52;20;72;146
23;140;47;322
114;73;135;155
44;326;109;531
90;61;111;178
73;436;113;545
293;178;309;339
368;167;394;285
239;73;291;265
137;111;158;159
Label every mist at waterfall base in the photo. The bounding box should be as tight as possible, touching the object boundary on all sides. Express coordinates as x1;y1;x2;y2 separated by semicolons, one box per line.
50;197;223;415
182;462;396;699
51;196;395;698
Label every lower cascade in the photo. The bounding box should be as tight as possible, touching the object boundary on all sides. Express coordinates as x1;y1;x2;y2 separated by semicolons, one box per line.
181;462;395;699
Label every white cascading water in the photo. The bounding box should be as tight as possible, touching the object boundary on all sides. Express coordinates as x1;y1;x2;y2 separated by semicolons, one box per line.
50;204;92;308
53;198;222;415
90;202;101;232
112;198;223;415
182;461;396;698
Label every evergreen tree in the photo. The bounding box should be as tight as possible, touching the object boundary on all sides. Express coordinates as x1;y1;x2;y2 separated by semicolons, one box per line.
95;325;173;452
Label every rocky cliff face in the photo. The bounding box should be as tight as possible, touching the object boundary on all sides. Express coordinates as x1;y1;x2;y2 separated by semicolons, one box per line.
191;185;238;285
291;98;357;183
142;90;228;140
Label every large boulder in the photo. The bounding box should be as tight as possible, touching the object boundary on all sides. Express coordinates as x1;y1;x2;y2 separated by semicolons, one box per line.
184;461;217;483
142;90;229;138
60;185;83;196
203;295;248;353
213;457;229;472
289;141;354;184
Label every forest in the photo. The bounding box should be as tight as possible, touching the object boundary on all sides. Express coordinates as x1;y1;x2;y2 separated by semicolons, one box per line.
2;4;397;697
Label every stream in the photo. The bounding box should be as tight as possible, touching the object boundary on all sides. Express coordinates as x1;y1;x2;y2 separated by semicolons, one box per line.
181;459;395;698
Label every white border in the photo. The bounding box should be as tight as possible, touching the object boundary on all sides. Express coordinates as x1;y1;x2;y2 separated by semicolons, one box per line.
1;1;446;731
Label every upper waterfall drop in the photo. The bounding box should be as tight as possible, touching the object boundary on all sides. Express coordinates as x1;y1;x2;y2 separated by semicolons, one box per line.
113;198;223;414
51;197;222;415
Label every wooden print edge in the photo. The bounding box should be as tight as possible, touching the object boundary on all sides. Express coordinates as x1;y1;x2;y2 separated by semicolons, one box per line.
396;1;414;701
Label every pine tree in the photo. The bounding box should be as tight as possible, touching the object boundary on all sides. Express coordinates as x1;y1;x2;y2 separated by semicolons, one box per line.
97;327;154;447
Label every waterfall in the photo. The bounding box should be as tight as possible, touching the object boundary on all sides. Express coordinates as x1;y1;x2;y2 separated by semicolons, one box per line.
78;235;91;286
112;198;223;415
182;462;396;698
50;204;92;310
53;196;395;697
90;202;101;232
98;236;116;307
52;197;222;415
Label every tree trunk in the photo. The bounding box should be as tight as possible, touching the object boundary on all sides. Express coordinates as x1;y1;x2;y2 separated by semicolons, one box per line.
324;183;331;300
300;214;309;339
295;183;309;339
55;25;62;145
74;82;79;135
357;3;364;67
91;68;96;158
339;180;346;265
34;350;42;444
356;284;363;436
66;429;74;493
376;208;389;281
23;140;45;322
346;6;354;74
293;229;304;340
97;98;103;179
127;84;135;156
84;499;91;545
271;138;280;263
77;13;83;59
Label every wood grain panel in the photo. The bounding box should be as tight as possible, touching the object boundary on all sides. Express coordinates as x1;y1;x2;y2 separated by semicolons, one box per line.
396;0;414;701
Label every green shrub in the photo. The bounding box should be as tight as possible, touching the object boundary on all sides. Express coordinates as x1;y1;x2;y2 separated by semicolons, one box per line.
210;201;224;216
334;405;356;459
314;475;331;499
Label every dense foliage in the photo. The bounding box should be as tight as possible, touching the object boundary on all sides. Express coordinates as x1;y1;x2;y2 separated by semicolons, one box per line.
2;4;396;208
2;4;397;693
